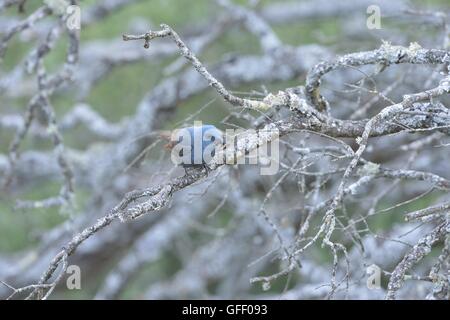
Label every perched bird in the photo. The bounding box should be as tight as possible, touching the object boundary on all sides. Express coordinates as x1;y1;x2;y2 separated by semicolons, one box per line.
160;125;224;171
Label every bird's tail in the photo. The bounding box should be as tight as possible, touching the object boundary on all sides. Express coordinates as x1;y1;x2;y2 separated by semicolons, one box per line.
157;130;176;150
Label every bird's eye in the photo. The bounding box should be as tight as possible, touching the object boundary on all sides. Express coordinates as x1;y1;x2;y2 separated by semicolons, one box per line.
211;136;216;142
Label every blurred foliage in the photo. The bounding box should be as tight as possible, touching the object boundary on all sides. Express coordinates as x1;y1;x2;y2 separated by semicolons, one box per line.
0;0;448;298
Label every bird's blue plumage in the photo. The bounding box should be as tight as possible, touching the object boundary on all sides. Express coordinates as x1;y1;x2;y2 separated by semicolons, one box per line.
173;125;223;167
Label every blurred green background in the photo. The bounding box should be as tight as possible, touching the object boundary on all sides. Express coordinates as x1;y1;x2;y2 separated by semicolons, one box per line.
0;0;448;298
